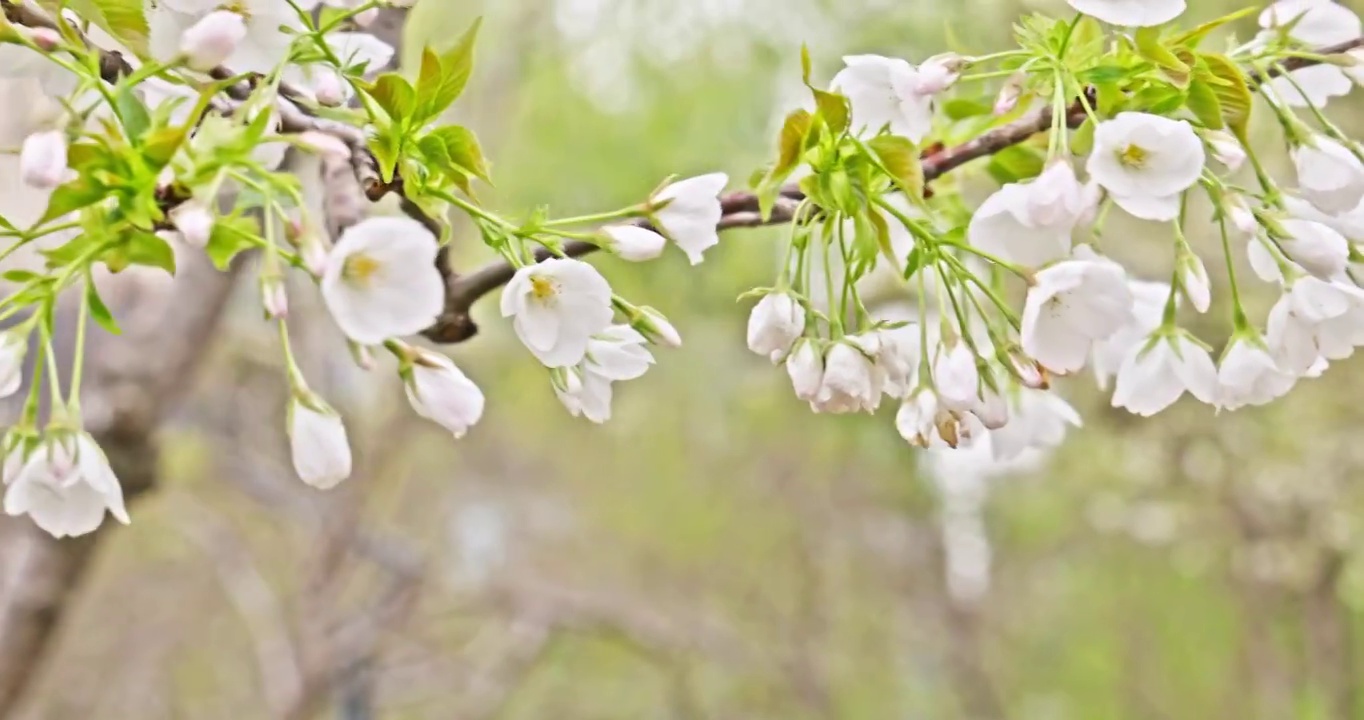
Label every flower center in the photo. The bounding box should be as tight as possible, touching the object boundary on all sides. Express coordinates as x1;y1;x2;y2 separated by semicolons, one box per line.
529;275;558;301
220;1;251;19
1118;143;1149;169
342;254;382;287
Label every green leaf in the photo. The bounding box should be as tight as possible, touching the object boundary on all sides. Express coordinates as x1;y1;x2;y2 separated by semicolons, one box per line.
115;87;151;140
426;125;490;182
867;135;924;199
942;99;993;120
1171;7;1258;49
775;109;812;176
123;230;175;274
416;17;483;123
204;216;259;271
1;270;41;284
1185;78;1224;129
800;44;813;86
369;125;402;183
1134;26;1189;75
812;88;850;137
142;126;186;169
1072;117;1096;155
44;0;148;55
85;278;121;335
1201;53;1253;135
987;144;1046;184
40;180;106;224
365;73;418;124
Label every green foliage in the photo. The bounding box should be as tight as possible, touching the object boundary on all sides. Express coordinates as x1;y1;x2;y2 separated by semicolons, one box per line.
359;17;486;184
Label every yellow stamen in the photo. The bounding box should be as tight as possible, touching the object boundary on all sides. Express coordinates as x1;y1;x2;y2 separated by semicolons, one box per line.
529;275;558;301
1118;144;1148;169
343;254;382;286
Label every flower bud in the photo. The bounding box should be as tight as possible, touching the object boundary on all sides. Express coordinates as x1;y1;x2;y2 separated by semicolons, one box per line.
313;67;347;107
1204;130;1246;172
1005;347;1048;389
20;130;67;190
0;329;27;399
915;53;965;96
169;201;214;247
404;349;485;439
1225;194;1258;237
633;306;682;348
27;27;61;52
973;384;1010;430
1177;252;1211;314
261;277;288;319
180;10;246;72
601;225;666;262
993;72;1025;116
288;396;352;490
746;291;805;362
933;342;980;413
786;339;824;402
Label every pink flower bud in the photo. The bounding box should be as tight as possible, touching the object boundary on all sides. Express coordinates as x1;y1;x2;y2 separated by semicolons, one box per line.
170;202;214;247
180;11;246;71
993;72;1025;116
27;27;61;52
20;130;67;190
262;278;288;319
914;53;965;96
355;8;379;26
313;68;346;107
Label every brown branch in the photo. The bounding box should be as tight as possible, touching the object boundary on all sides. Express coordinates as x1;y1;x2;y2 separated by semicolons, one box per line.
418;37;1364;345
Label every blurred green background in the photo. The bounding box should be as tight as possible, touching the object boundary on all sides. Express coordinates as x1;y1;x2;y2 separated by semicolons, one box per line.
18;0;1364;718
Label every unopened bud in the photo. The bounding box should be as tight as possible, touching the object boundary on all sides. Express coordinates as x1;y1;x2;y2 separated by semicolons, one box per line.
993;72;1025;116
1204;130;1246;172
20;129;67;190
1006;348;1048;389
180;10;246;71
169;201;214;247
286;218;330;276
313;68;346;107
261;277;288;319
27;27;61;52
914;53;965;96
1225;194;1259;237
634;306;682;348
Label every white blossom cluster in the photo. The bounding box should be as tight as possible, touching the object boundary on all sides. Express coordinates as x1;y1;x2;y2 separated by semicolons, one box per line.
742;0;1364;466
0;0;1360;540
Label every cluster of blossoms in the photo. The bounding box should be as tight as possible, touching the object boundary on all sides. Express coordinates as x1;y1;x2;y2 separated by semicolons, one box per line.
0;0;1360;539
741;0;1364;463
0;0;728;537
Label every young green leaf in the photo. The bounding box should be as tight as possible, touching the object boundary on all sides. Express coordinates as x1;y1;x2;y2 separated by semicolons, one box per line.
85;277;121;335
416;17;483;124
204;216;260;271
812;89;850;136
115;87;151;140
868;135;925;199
365;73;418;124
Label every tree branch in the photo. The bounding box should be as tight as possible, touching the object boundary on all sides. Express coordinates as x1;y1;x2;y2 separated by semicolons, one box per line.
420;37;1364;344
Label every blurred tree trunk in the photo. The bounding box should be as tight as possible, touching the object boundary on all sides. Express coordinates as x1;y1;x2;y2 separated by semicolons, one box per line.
0;253;241;716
